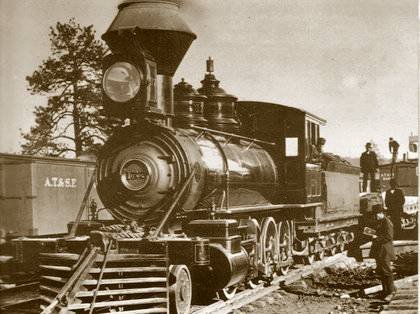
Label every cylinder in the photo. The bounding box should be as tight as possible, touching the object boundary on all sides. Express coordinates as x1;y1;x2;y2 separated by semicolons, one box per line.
207;244;249;289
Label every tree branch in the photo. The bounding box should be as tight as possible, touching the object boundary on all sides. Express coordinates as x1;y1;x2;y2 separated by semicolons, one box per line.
81;133;106;143
50;135;75;142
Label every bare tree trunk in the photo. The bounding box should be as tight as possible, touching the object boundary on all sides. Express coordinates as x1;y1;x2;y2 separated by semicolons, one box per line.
73;107;82;157
73;83;83;157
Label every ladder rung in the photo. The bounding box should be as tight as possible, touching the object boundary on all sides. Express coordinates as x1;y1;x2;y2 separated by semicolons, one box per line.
88;266;166;274
103;308;168;314
68;297;168;310
38;295;65;310
41;276;68;283
76;287;167;297
40;265;72;272
38;295;53;304
82;277;167;285
40;285;60;294
39;253;80;260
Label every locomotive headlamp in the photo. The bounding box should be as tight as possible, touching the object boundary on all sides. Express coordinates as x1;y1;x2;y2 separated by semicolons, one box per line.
103;62;143;103
102;52;157;119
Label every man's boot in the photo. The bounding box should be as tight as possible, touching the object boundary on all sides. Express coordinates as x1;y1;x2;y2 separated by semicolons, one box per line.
381;279;388;299
383;277;396;302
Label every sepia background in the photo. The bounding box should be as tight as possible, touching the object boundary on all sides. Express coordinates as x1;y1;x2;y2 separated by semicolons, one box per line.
0;0;417;158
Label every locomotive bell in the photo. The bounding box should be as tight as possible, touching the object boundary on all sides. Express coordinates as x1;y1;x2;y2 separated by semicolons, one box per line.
198;57;240;132
173;78;208;127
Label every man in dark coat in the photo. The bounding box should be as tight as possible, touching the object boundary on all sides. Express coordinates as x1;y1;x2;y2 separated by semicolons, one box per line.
388;138;400;163
360;142;379;192
385;179;405;237
368;205;397;302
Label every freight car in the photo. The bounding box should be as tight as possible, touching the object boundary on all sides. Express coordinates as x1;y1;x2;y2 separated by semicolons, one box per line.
0;153;105;236
35;1;362;313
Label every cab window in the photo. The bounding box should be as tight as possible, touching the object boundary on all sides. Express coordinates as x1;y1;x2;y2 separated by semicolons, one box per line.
306;120;319;161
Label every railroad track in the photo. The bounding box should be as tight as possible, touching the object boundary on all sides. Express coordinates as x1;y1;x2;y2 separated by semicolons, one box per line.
360;240;418;259
0;281;40;312
191;252;348;314
380;275;418;314
0;247;415;313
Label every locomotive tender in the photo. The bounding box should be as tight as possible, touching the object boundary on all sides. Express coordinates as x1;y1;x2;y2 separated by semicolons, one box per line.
36;1;362;313
378;138;418;232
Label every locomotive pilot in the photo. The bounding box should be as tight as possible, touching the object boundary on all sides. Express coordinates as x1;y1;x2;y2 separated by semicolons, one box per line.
384;179;405;237
360;142;379;192
368;205;397;302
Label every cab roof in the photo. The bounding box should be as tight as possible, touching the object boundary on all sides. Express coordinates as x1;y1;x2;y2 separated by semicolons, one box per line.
237;101;327;126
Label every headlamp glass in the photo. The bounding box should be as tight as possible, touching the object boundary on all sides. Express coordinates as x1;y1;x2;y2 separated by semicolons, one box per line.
103;62;142;102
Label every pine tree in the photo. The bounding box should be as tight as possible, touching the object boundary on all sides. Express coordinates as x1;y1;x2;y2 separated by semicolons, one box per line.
22;19;118;157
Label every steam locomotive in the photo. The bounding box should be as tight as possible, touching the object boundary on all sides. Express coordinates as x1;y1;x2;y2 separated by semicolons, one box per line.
33;1;362;313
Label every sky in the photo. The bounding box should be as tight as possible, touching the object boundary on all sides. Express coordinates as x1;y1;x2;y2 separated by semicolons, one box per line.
0;0;418;158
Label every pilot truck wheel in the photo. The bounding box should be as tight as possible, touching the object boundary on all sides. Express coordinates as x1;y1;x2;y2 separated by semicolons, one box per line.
169;265;192;314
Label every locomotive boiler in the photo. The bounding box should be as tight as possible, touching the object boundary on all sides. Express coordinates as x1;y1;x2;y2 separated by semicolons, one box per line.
35;1;362;313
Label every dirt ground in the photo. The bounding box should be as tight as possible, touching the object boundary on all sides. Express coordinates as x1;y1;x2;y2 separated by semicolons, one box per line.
235;252;417;314
235;290;383;314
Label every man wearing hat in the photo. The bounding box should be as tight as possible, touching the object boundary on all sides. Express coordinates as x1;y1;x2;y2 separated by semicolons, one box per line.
385;179;405;237
360;142;379;192
368;205;397;302
388;137;400;163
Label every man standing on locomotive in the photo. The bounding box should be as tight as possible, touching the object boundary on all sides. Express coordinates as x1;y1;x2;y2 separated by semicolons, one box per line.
388;137;400;163
360;142;379;192
368;205;397;302
385;179;405;237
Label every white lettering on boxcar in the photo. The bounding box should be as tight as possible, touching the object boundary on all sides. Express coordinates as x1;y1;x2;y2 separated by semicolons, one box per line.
44;177;77;188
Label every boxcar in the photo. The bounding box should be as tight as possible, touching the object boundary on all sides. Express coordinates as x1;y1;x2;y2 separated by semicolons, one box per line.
0;153;105;236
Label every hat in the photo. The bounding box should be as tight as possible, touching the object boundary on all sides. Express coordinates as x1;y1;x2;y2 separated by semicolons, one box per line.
372;204;385;213
365;142;372;148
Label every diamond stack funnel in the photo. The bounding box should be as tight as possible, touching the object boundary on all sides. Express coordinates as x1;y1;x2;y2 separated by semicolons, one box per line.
102;0;196;76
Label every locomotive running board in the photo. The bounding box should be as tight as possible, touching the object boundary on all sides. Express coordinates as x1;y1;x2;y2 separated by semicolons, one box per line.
215;202;324;214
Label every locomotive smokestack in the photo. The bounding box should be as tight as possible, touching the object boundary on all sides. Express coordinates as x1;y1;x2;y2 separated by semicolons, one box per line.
102;0;196;122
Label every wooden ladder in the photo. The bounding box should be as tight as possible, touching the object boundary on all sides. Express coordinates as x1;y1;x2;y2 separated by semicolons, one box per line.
39;248;170;313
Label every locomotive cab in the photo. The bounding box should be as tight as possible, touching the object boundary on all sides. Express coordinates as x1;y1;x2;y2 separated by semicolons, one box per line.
236;101;326;204
236;101;360;235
